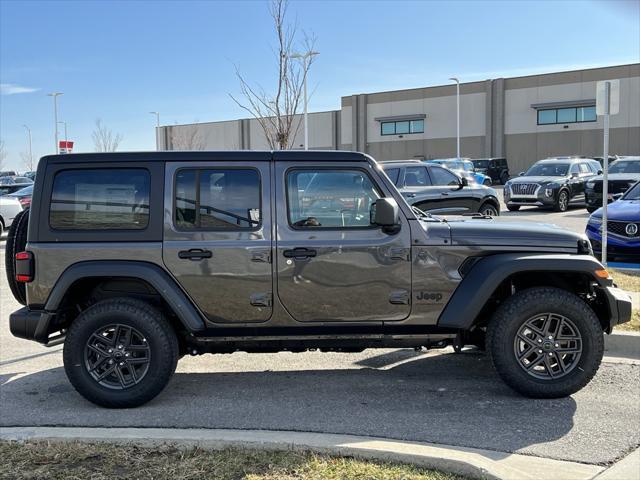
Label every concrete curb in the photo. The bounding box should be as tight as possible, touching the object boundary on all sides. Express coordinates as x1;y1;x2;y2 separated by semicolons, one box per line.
593;448;640;480
605;331;640;359
0;426;605;480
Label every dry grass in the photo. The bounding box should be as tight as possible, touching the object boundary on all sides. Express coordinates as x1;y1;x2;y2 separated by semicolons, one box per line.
0;441;465;480
611;269;640;331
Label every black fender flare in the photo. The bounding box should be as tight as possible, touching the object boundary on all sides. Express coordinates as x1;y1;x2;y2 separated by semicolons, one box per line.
437;253;608;329
45;260;206;332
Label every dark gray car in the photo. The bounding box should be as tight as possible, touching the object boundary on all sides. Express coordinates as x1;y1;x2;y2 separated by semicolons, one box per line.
380;160;500;216
6;151;632;408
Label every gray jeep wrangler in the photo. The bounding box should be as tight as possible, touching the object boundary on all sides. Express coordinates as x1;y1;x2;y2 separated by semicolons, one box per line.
7;151;632;408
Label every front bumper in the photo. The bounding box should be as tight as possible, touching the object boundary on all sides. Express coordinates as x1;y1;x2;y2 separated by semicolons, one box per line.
603;286;633;330
9;307;61;345
504;185;559;208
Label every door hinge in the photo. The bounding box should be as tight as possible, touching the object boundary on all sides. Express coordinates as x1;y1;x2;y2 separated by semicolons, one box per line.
251;250;271;263
390;247;410;261
389;290;410;305
250;293;272;307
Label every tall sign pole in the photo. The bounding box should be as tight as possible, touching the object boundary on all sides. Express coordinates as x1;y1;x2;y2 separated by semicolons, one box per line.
601;82;610;266
596;79;619;267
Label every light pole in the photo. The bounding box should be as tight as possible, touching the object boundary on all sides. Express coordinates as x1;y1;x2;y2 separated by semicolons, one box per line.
290;51;319;150
57;121;68;149
149;111;160;128
150;112;160;150
449;77;460;159
22;125;33;170
47;92;63;154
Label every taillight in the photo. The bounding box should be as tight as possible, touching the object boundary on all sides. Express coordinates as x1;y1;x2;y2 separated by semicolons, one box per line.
18;197;31;208
15;251;34;283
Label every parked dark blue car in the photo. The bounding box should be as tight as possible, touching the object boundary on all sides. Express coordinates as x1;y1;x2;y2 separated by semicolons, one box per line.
586;181;640;263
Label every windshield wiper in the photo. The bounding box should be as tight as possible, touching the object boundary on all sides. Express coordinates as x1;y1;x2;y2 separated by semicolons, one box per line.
412;205;440;221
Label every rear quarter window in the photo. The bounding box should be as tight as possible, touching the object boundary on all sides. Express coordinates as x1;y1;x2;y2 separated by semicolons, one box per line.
49;169;150;230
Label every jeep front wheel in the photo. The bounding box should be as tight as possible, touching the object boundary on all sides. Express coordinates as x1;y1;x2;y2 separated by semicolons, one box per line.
487;287;603;398
63;298;178;408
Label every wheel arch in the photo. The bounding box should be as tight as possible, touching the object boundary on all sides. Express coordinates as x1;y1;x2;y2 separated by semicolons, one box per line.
46;261;206;334
438;253;614;332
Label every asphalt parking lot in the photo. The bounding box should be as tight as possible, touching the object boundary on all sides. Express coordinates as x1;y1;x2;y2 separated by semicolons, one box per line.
1;204;638;467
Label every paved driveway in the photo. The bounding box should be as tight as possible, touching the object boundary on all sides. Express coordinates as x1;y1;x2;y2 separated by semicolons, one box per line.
1;209;639;466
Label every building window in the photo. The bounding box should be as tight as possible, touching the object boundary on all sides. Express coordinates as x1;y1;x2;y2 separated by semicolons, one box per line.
537;106;596;125
381;119;424;135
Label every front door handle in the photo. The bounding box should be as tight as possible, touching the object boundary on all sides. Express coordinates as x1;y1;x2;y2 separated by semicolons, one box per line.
283;248;317;259
441;192;449;196
178;248;212;260
404;193;416;198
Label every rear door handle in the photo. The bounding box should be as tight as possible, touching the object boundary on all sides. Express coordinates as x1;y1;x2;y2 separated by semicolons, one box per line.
178;248;212;260
283;248;317;259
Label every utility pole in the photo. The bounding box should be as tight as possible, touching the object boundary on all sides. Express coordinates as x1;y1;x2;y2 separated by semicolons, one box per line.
290;51;319;150
449;77;460;158
47;92;63;154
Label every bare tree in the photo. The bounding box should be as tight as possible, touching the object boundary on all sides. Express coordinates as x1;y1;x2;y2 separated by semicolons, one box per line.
171;126;204;150
0;140;6;170
92;119;123;152
230;0;316;150
20;150;35;171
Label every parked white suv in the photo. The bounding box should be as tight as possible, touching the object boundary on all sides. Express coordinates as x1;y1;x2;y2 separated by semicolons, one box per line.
0;195;23;235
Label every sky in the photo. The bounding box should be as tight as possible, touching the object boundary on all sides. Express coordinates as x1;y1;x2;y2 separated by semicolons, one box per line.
1;0;639;171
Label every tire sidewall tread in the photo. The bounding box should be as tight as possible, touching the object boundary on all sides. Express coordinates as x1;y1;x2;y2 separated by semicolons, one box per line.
487;287;604;398
63;297;178;408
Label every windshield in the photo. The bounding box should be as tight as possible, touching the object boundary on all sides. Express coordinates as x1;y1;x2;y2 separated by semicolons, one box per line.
473;160;489;168
525;162;570;176
461;161;475;172
610;161;640;174
623;182;640;200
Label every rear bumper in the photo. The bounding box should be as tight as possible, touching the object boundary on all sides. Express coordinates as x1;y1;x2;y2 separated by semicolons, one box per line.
9;307;60;345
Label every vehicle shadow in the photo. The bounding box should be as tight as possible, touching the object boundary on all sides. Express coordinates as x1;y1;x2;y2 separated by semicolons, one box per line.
0;350;579;460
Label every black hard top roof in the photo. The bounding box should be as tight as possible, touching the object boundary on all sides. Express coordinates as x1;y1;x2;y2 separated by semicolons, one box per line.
40;150;370;164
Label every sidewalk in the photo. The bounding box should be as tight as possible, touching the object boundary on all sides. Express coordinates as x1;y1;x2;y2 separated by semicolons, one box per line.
2;426;626;480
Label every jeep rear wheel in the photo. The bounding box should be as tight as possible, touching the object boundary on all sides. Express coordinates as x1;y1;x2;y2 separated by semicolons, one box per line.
63;298;178;408
487;287;603;398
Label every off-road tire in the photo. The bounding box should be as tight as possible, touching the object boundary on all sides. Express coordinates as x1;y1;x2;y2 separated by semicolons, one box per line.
64;298;179;408
554;190;569;212
479;202;499;216
507;205;520;212
487;287;603;398
4;208;29;305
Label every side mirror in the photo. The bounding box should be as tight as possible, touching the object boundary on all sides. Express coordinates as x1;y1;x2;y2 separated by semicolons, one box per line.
597;170;603;175
458;176;468;189
571;172;579;178
371;198;401;234
519;171;525;176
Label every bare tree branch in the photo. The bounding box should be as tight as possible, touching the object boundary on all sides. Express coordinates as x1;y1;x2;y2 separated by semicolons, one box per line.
229;0;317;150
20;151;35;171
0;140;6;170
92;119;123;152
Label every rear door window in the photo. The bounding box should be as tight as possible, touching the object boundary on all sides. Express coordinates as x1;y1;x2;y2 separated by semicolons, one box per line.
404;167;431;187
50;169;150;230
175;168;261;230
